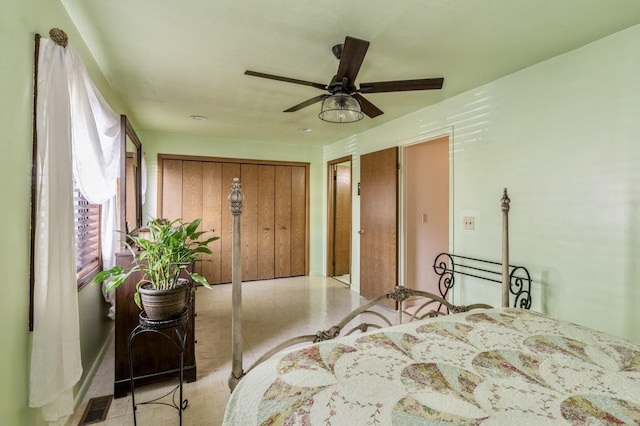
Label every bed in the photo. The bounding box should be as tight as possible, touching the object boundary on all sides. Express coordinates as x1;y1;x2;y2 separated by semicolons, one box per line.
224;307;640;424
222;185;640;424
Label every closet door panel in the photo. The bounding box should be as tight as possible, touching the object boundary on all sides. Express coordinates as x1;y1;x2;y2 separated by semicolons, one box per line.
202;162;223;284
161;160;183;220
182;161;204;275
275;166;292;278
257;165;275;280
159;156;308;283
241;164;258;281
181;161;204;221
221;163;241;283
290;166;306;276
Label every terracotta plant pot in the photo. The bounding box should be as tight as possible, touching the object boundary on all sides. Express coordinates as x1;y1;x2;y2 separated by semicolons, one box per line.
139;279;191;320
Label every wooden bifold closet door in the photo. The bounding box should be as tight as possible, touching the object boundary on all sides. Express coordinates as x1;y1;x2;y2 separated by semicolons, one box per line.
159;156;309;284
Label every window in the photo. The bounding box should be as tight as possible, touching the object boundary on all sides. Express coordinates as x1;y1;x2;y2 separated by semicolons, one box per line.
29;33;127;331
74;181;101;288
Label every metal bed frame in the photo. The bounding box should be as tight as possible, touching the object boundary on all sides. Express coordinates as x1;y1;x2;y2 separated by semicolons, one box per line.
225;183;530;390
432;252;532;311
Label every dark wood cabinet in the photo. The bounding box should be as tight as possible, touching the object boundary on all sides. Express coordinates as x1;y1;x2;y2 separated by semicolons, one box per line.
113;251;196;398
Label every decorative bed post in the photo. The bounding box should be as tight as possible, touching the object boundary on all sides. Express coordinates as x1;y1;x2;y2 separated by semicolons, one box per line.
228;178;244;390
501;188;510;308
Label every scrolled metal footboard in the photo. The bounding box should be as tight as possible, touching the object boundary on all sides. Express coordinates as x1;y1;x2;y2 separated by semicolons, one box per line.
243;287;491;376
433;252;456;302
432;252;532;310
509;265;532;309
230;187;529;391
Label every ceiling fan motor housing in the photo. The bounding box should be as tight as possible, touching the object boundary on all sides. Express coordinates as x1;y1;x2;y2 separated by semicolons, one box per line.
327;75;355;94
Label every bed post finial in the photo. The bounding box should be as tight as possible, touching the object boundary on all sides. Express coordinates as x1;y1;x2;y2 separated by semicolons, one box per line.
229;177;244;215
229;177;244;390
501;188;510;213
501;188;510;308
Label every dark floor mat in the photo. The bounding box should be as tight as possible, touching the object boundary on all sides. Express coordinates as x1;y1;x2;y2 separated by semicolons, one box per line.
78;395;112;425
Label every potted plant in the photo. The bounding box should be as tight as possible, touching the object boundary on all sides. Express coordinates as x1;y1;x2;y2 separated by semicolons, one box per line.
93;218;219;320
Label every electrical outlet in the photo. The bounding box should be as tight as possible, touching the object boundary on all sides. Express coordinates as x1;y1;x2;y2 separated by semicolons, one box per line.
463;216;475;230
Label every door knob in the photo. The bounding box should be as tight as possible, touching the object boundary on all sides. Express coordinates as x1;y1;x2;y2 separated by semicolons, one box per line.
358;230;365;235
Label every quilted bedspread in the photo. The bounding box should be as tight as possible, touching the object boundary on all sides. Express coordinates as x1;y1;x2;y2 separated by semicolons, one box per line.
223;308;640;425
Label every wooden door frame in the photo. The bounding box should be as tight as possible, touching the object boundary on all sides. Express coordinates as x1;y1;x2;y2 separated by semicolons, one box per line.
326;155;352;277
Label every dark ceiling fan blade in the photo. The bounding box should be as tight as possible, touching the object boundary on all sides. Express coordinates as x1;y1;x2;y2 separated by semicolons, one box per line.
335;36;370;88
359;77;444;93
245;70;327;91
283;94;327;112
353;93;383;118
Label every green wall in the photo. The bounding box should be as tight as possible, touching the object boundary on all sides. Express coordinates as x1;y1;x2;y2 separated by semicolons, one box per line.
0;1;121;424
2;2;638;424
0;3;322;423
324;24;640;344
139;131;325;276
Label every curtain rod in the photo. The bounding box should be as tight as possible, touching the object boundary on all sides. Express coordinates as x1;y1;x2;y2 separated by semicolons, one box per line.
49;28;68;47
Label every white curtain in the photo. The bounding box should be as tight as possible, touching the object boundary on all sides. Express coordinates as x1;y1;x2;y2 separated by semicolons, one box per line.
30;38;81;425
30;37;121;424
101;197;118;319
141;153;147;205
67;44;121;205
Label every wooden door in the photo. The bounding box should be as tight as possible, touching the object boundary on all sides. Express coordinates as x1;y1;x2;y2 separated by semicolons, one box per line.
257;165;275;279
360;147;398;307
275;166;292;278
181;161;205;277
202;162;223;284
290;166;306;276
161;159;183;220
241;164;259;281
334;164;351;276
159;156;307;284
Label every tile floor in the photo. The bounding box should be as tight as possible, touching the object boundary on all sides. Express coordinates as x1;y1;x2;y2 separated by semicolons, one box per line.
332;274;351;285
71;276;394;425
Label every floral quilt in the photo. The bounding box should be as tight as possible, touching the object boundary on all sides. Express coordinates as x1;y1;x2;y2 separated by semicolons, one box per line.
223;308;640;425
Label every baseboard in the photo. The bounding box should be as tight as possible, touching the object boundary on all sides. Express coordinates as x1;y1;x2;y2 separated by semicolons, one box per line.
70;327;114;422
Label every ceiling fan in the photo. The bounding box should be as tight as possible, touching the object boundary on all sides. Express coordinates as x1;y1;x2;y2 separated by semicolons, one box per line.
245;36;444;122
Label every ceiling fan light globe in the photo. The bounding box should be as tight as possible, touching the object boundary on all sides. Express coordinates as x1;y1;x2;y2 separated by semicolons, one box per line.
318;93;363;123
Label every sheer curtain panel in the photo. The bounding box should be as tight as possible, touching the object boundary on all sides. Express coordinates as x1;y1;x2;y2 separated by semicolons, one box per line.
30;36;121;424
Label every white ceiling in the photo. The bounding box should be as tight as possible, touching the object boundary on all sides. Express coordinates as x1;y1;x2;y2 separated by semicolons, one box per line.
62;0;640;146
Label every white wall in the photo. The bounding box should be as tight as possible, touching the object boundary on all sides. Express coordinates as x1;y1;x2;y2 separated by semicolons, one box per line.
324;24;640;343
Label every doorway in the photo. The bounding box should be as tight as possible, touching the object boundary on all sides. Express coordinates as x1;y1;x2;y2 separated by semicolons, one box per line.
327;156;352;285
403;136;449;298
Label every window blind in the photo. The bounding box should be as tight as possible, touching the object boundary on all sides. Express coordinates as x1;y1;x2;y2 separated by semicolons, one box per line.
74;183;101;286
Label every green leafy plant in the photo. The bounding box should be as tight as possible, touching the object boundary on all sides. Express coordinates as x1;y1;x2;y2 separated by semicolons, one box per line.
93;218;219;308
